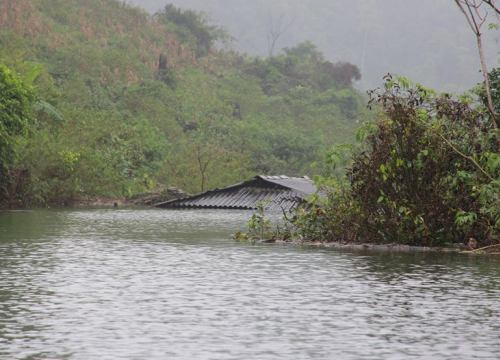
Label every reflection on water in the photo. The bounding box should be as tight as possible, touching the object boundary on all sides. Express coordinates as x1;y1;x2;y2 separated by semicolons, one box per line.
0;209;499;360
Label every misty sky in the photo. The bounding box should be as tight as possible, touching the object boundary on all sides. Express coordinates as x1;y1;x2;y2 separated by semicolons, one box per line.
127;0;499;91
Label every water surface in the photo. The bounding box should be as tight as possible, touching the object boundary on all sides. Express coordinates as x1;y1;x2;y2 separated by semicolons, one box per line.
0;209;499;359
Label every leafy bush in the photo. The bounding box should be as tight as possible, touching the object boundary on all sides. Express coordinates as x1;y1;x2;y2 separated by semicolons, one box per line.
288;75;499;247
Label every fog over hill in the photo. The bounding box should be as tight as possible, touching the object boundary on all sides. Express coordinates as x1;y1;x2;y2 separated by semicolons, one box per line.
128;0;499;91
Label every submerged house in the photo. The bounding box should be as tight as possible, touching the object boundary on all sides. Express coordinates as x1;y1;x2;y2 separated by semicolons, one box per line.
155;175;317;212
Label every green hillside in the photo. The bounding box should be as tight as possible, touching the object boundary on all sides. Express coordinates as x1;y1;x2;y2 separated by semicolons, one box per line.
0;0;369;207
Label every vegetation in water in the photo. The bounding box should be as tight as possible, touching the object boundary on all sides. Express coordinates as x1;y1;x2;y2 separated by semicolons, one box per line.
234;202;278;244
0;0;367;207
283;74;499;248
272;0;499;249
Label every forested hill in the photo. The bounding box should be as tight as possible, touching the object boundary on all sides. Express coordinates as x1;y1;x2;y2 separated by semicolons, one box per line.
133;0;498;92
0;0;369;207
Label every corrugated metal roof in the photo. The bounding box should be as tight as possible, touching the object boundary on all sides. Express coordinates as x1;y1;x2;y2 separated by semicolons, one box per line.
259;175;316;196
155;175;316;211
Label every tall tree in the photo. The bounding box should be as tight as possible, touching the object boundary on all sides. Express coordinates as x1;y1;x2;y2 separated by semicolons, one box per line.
454;0;498;126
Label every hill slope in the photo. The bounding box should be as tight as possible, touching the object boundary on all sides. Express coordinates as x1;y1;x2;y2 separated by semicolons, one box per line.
0;0;369;206
133;0;499;92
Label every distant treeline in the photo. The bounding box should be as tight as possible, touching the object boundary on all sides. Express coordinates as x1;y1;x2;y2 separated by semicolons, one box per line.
153;0;498;91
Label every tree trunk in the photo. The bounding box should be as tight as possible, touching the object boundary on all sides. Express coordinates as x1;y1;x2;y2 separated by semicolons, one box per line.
476;34;498;127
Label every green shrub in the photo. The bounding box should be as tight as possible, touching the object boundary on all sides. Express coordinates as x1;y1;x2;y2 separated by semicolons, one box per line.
288;75;499;247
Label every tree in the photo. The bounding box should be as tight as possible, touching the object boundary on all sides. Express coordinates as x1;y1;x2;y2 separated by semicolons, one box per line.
323;62;361;88
266;13;294;56
155;4;228;58
454;0;498;126
0;64;33;201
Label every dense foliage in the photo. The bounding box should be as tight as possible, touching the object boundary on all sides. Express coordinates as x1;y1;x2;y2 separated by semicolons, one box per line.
154;4;228;58
0;64;34;199
0;0;367;207
287;76;499;247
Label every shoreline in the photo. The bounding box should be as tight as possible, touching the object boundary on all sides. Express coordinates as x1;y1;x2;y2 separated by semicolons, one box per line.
0;189;188;210
2;207;498;255
272;240;500;255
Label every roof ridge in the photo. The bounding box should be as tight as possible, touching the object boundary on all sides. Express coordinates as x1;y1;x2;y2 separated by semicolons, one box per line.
259;175;310;180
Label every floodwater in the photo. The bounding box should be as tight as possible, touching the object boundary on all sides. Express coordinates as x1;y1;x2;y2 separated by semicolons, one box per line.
0;209;499;360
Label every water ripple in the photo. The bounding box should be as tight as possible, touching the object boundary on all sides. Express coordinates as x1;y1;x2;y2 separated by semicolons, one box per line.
0;209;499;360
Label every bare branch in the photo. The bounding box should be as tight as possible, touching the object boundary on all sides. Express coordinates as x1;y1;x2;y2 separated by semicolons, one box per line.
455;0;479;33
436;132;495;181
266;13;294;56
483;0;500;14
467;1;483;33
472;4;488;26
